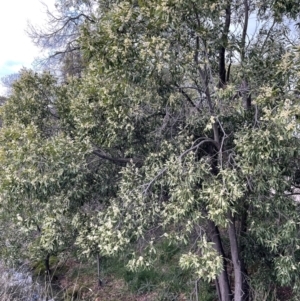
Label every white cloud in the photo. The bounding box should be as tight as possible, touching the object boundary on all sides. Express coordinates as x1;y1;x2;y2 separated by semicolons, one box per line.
0;0;55;95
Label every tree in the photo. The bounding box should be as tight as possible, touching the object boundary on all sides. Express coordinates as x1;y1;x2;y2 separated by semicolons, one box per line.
1;73;20;95
74;1;300;300
28;0;96;78
1;0;300;300
0;96;6;105
0;70;120;272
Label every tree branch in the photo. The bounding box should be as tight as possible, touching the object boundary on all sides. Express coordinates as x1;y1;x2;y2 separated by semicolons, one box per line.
219;1;231;87
174;84;201;111
241;0;249;61
92;150;143;166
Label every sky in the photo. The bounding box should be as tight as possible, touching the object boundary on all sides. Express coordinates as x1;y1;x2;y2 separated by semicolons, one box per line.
0;2;298;96
0;0;55;95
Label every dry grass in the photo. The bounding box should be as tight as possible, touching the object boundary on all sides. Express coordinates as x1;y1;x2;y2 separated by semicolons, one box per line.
0;262;51;301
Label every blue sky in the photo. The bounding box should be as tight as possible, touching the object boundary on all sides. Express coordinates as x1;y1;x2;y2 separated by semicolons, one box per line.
0;61;25;78
0;0;54;94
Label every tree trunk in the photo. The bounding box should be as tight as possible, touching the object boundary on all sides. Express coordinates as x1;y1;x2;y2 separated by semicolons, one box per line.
45;253;51;276
208;220;232;301
240;207;249;301
97;252;103;287
228;213;243;301
240;0;251;110
218;1;231;88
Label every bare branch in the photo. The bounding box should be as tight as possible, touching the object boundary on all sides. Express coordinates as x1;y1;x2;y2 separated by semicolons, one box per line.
241;0;249;61
27;1;96;77
219;1;231;87
92;150;143;166
174;84;201;111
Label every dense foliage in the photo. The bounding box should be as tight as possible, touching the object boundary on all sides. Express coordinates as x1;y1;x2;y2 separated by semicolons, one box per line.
1;0;300;300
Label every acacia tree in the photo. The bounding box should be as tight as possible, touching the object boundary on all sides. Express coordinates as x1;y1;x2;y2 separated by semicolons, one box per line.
1;0;300;300
73;0;300;300
0;70;120;271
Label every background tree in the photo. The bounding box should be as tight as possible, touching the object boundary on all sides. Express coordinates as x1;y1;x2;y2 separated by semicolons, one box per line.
1;73;20;95
28;0;97;79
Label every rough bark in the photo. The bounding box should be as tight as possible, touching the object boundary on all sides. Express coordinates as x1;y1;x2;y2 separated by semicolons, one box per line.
240;80;251;110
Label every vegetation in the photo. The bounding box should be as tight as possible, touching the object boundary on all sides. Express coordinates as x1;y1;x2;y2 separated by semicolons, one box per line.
1;0;300;300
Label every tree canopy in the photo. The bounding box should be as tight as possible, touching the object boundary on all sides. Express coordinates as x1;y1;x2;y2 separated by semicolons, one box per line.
1;0;300;300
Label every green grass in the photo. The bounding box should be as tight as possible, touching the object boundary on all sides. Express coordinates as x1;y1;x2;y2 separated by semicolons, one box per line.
0;241;217;301
95;240;216;301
